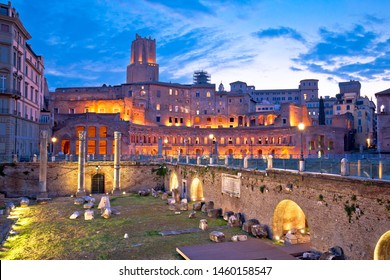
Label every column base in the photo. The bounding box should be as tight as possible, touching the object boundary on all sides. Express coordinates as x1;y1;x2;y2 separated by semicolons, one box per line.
111;188;122;195
76;191;87;197
36;192;49;199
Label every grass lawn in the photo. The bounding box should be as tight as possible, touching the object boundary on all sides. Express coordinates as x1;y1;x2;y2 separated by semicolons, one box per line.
0;194;245;260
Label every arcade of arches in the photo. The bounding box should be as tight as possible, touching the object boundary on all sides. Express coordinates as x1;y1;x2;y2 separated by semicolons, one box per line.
168;173;204;201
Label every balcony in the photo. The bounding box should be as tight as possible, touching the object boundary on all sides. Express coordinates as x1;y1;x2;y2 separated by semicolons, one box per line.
0;88;22;99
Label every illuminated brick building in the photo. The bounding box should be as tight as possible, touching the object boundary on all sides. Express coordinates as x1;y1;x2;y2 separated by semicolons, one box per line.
375;89;390;153
50;34;348;158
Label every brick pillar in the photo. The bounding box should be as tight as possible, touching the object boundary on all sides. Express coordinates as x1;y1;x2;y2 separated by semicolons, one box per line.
37;130;48;199
112;131;121;194
76;131;87;197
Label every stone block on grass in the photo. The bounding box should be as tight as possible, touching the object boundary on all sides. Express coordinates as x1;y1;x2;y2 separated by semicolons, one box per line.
199;219;208;230
242;219;260;233
84;210;94;220
207;208;222;218
69;211;80;220
209;231;225;242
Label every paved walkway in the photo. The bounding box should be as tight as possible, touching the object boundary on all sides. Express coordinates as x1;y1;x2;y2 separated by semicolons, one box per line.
159;226;229;236
177;238;313;260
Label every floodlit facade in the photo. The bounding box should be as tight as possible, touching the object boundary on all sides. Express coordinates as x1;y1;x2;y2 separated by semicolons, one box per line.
375;88;390;153
50;34;348;159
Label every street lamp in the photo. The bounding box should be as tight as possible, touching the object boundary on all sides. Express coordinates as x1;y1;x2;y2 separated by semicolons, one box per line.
164;138;168;157
51;136;57;155
298;123;305;171
208;133;214;157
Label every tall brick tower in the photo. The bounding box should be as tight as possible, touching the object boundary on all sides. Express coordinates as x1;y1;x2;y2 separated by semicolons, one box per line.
126;34;159;83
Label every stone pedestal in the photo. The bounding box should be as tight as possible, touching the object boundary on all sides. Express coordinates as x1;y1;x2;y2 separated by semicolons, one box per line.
76;131;87;197
340;158;348;176
243;156;249;169
197;156;201;165
112;131;122;195
36;192;49;200
267;155;273;169
299;159;305;172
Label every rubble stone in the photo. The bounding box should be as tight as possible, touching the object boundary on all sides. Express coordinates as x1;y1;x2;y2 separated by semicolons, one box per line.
207;208;222;218
242;219;260;233
209;231;225;242
199;219;208;230
84;210;94;220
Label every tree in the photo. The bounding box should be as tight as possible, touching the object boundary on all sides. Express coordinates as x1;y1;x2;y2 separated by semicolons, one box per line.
319;96;326;125
151;163;168;191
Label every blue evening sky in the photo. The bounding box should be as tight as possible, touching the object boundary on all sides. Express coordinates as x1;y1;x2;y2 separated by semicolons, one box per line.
11;0;390;101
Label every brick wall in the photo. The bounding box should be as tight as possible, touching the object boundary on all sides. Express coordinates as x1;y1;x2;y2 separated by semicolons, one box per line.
0;162;161;197
168;164;390;260
1;162;389;259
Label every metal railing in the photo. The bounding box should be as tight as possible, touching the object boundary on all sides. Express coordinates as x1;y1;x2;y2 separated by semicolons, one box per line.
1;152;389;181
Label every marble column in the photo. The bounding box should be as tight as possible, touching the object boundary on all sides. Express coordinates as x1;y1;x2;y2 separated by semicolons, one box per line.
37;130;48;199
112;131;121;194
76;131;87;197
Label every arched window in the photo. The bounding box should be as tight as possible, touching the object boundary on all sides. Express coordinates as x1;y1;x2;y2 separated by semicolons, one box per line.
88;126;96;138
99;126;107;137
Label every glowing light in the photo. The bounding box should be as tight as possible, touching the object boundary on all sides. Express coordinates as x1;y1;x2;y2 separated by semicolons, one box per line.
300;229;305;234
122;191;126;195
374;230;390;260
275;236;280;241
298;123;305;131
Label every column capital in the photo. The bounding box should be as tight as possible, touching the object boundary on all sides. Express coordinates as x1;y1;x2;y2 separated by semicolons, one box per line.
114;131;122;139
40;130;48;138
79;131;86;140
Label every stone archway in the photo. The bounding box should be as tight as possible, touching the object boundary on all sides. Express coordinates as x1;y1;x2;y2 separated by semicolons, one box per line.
190;177;204;202
272;199;309;243
374;231;390;260
169;172;179;191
